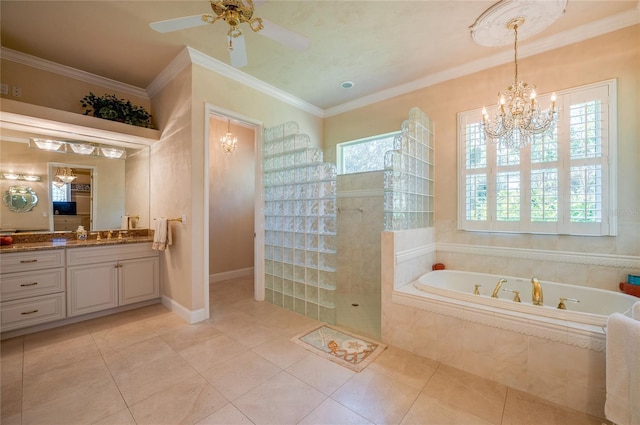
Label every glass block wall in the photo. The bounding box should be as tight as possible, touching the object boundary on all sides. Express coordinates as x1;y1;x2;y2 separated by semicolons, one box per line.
383;107;435;230
263;122;338;323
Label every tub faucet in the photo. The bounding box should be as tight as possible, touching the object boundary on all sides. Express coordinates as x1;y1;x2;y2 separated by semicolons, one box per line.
531;277;543;306
491;279;507;298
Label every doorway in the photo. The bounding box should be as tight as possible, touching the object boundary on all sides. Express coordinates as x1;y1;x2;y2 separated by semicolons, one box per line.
204;104;264;315
49;163;94;232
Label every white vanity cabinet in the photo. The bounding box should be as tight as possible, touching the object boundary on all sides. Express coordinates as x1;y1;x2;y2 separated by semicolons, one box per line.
0;249;66;332
66;243;159;317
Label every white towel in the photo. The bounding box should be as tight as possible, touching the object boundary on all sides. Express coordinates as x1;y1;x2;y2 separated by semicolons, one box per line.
152;217;172;251
633;301;640;321
605;312;640;425
121;215;130;230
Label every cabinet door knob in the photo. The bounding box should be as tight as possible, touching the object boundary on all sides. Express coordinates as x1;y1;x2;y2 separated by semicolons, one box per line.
20;282;39;287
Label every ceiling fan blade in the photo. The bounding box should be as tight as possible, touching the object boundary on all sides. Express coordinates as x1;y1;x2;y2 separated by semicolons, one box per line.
259;18;310;51
149;14;208;33
229;34;248;68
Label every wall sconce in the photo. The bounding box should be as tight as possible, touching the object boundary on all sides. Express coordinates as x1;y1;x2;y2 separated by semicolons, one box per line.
29;138;127;159
1;172;42;182
30;138;65;152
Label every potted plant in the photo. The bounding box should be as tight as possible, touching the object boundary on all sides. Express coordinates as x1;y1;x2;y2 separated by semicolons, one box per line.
80;92;154;128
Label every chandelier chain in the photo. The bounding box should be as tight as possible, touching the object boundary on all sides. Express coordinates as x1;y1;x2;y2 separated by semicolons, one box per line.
482;18;558;149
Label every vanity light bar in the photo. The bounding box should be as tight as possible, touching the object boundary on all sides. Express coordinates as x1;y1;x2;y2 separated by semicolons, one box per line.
1;172;42;182
28;138;127;159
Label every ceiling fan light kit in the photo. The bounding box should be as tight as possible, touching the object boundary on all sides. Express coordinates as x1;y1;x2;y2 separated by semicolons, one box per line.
149;0;308;68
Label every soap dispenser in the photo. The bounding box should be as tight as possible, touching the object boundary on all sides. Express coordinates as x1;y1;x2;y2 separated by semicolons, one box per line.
76;225;87;241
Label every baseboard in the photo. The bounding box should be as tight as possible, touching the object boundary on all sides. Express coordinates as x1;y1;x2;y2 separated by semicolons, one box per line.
161;295;206;324
209;267;254;283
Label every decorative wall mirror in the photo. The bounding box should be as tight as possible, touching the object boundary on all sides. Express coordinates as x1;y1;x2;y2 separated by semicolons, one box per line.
2;185;38;212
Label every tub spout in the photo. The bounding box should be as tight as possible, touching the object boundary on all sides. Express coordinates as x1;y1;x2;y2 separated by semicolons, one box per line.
532;277;543;306
491;279;507;298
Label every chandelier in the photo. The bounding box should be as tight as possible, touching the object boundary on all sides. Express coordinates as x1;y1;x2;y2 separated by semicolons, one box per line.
220;120;238;154
54;167;77;186
482;17;558;148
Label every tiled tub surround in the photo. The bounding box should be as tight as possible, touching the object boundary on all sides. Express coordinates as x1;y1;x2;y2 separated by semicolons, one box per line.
381;228;640;419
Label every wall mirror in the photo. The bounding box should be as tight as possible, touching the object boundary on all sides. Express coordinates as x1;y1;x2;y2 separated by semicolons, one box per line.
3;185;38;213
0;126;151;234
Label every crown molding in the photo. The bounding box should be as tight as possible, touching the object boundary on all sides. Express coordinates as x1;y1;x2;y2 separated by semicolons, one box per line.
2;6;637;120
324;8;640;117
147;46;324;117
184;47;324;117
0;47;149;100
145;48;192;99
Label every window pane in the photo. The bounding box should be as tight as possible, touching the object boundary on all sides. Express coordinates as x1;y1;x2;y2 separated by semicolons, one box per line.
465;174;487;220
340;135;396;174
465;123;486;169
531;127;558;163
51;184;69;202
496;143;520;167
496;172;520;221
570;101;602;159
531;169;558;222
570;165;602;222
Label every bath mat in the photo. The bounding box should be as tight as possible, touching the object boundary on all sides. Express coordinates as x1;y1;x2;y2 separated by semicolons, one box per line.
292;325;387;372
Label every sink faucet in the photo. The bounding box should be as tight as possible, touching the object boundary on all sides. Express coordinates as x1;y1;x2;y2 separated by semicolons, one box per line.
491;278;507;298
531;277;543;306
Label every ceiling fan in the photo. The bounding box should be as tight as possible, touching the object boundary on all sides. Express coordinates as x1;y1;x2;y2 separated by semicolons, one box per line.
149;0;309;68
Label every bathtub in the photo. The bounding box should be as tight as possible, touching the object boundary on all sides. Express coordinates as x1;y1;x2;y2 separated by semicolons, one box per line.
409;270;637;328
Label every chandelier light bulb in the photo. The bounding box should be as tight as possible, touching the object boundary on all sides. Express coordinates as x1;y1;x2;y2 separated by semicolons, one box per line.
482;17;558;148
220;119;238;155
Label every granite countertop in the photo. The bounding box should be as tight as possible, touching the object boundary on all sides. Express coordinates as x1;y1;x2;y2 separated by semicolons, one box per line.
0;230;154;253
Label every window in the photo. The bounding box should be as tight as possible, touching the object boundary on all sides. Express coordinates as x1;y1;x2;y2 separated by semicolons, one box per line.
51;183;70;202
337;132;398;175
458;80;616;236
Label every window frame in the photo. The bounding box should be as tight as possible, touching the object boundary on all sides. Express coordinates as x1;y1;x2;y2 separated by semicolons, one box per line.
457;79;617;236
336;131;399;175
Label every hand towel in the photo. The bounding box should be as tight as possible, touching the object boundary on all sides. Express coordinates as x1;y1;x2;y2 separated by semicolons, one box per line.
605;312;640;425
633;301;640;321
121;215;130;230
152;217;172;251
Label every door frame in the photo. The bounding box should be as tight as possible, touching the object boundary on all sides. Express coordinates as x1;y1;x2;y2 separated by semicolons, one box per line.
203;103;265;311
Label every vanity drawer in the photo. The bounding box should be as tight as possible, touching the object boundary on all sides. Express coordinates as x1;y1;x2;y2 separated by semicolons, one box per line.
1;293;66;332
0;250;65;273
1;268;65;301
67;243;156;266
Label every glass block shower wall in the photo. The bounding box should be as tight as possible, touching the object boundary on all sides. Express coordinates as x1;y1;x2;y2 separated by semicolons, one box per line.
384;107;435;230
263;122;338;323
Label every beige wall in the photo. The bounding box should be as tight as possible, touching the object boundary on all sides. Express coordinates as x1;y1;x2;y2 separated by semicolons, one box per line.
325;26;640;264
149;65;194;311
0;59;153;124
209;117;255;275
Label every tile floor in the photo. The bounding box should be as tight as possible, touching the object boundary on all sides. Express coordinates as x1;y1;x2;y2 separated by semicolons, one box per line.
335;294;381;339
1;277;607;425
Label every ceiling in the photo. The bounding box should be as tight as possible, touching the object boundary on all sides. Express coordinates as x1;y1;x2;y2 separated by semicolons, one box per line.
1;1;638;115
